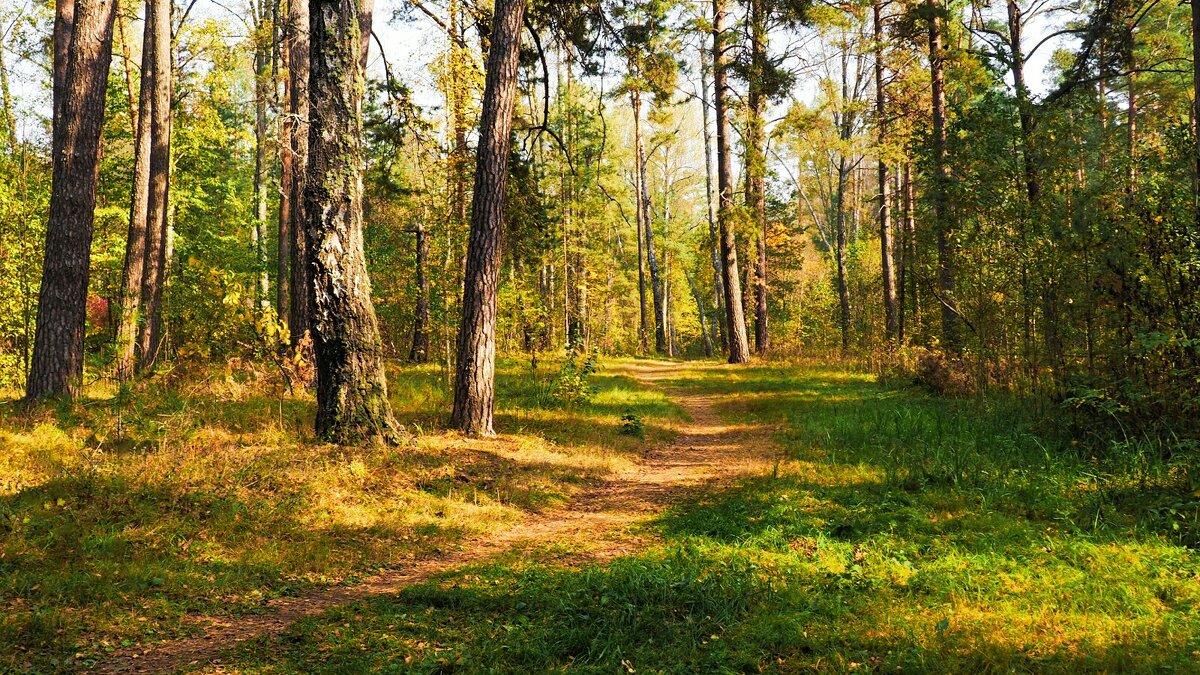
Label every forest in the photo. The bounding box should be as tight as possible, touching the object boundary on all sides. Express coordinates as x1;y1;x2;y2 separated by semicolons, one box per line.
2;0;1200;669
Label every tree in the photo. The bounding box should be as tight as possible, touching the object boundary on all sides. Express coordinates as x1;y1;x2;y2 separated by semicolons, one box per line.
451;0;528;435
287;0;311;343
115;0;158;381
712;0;751;364
305;0;400;443
26;0;118;399
136;0;173;372
925;0;958;353
874;0;897;342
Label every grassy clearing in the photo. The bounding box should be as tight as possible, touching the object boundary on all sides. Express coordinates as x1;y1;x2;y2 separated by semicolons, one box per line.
215;362;1200;673
0;357;681;672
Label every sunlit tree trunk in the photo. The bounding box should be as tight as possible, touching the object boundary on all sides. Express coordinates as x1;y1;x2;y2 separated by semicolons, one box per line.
713;0;750;364
136;0;172;372
451;0;527;435
305;0;400;443
26;0;117;399
115;0;156;381
699;46;725;352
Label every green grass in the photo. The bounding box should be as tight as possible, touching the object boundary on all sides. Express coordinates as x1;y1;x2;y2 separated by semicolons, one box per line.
212;362;1200;673
0;356;681;672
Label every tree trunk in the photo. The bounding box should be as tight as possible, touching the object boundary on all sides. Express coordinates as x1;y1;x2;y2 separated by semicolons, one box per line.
747;0;768;354
713;0;751;364
451;0;527;436
632;90;650;354
699;45;725;352
115;0;157;382
136;0;172;372
306;0;400;444
278;0;293;325
928;4;958;352
253;0;271;308
288;0;311;343
640;129;666;355
875;0;897;343
410;224;430;362
26;0;117;400
836;155;852;352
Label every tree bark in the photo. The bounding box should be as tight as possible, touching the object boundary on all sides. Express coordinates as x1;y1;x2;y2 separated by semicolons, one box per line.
288;0;311;343
875;0;897;343
836;155;852;353
305;0;400;443
451;0;527;436
699;45;725;352
410;224;430;362
115;0;156;382
640;126;666;355
26;0;117;400
136;0;172;372
278;0;293;325
747;0;768;354
253;0;271;308
928;4;959;353
713;0;751;364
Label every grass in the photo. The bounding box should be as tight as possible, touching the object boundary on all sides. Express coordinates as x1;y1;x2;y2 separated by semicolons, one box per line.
0;356;682;672
210;362;1200;673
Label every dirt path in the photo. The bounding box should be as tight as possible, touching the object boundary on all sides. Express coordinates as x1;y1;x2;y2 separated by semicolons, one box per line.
96;361;776;674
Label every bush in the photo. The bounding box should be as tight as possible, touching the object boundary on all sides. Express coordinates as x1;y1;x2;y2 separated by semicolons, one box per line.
550;345;598;406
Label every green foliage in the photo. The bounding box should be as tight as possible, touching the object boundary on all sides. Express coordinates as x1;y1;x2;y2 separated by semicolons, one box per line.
550;345;599;406
619;412;645;438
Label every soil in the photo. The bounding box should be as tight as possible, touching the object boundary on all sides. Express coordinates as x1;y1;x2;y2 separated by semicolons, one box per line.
95;360;777;673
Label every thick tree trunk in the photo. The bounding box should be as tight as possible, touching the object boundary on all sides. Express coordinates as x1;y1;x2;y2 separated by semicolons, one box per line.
747;0;768;354
410;224;430;362
875;0;897;343
699;46;725;352
451;0;526;436
115;0;157;382
288;0;311;343
713;0;751;364
26;0;117;400
928;6;959;352
306;0;400;444
1193;0;1199;219
136;0;172;372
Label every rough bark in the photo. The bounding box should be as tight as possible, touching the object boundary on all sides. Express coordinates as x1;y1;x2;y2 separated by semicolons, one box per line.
409;224;430;362
713;0;751;364
875;0;897;343
287;0;311;343
451;0;527;436
306;0;400;444
928;5;959;352
115;0;156;382
26;0;117;400
136;0;172;372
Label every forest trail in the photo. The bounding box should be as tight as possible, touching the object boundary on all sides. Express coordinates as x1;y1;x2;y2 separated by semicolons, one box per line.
96;360;778;674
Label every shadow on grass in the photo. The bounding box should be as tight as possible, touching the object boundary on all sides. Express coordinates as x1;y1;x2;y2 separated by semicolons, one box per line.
214;362;1200;673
